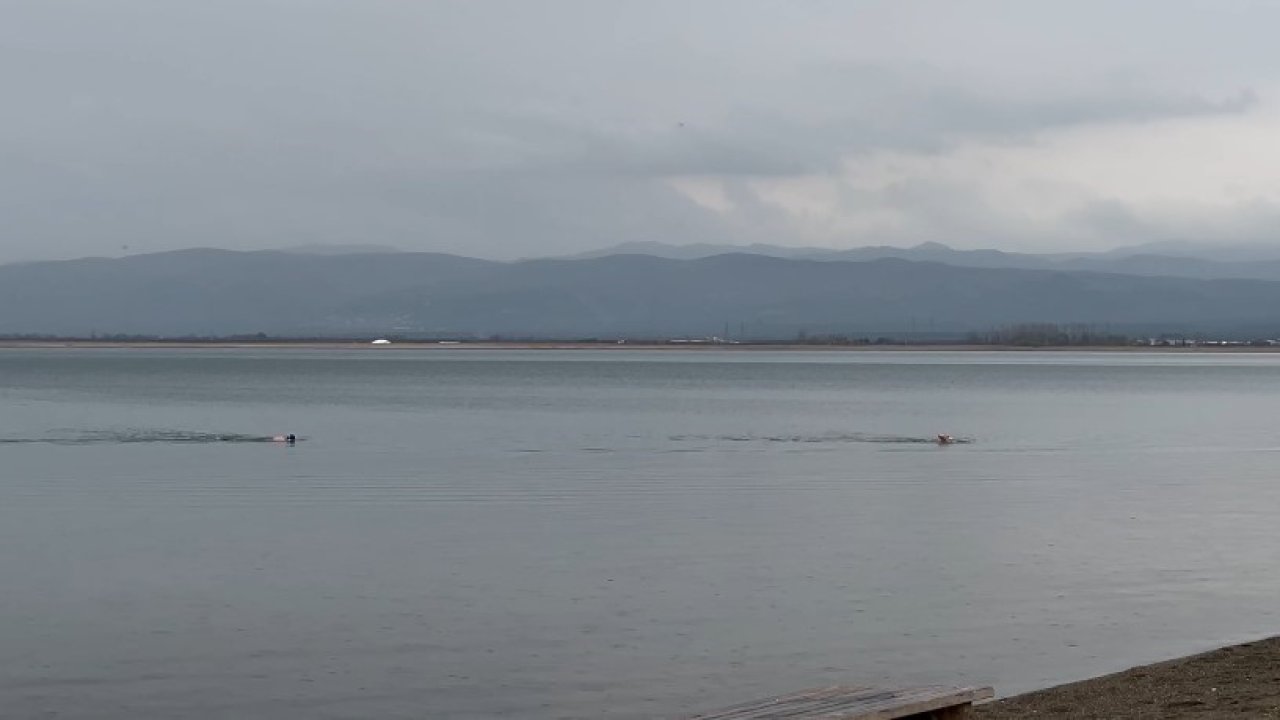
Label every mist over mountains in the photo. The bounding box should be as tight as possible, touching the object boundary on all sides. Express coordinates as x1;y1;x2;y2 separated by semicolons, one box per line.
5;244;1280;339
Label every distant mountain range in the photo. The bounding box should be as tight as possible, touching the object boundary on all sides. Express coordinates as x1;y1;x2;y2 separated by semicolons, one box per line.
276;243;405;256
6;247;1280;339
560;241;1280;280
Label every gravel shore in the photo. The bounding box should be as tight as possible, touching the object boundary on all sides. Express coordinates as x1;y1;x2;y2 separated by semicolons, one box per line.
974;636;1280;719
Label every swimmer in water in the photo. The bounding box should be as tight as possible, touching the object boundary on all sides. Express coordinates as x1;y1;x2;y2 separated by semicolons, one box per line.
937;434;954;445
287;434;296;444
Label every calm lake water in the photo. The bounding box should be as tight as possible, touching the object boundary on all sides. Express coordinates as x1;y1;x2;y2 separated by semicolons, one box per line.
3;348;1280;719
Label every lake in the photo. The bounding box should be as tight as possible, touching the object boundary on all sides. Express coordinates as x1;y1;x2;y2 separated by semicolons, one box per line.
3;348;1280;719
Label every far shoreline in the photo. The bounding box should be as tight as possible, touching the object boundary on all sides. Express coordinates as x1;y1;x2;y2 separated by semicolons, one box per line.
5;340;1280;353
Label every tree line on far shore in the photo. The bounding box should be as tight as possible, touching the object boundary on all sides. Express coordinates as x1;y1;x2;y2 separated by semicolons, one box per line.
965;323;1131;347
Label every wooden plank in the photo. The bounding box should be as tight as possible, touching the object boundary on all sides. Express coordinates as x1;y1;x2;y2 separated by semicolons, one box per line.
684;685;995;720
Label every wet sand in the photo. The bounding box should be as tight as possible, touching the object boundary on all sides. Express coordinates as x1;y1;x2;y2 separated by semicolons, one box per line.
975;636;1280;719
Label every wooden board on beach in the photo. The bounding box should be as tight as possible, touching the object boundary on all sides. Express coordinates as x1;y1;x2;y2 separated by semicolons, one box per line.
685;684;995;719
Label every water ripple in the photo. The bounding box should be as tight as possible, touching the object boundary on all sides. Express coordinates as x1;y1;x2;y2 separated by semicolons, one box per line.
670;432;973;445
0;429;301;445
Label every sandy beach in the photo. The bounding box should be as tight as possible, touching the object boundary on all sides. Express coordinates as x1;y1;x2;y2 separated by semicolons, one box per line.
975;636;1280;718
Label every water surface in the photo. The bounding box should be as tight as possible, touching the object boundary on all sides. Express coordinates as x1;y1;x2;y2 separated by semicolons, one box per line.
3;348;1280;718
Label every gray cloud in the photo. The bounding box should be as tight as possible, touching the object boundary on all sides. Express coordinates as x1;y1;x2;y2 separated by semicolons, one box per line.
1;0;1277;262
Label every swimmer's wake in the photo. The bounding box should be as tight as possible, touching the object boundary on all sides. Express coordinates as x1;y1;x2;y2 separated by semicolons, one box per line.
670;432;973;445
0;429;303;445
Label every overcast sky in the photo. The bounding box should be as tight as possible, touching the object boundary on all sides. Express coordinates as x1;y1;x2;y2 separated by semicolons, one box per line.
4;0;1280;262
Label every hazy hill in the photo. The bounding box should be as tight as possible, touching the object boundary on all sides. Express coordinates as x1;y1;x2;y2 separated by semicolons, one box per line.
0;249;493;336
1105;240;1280;263
562;241;1280;281
5;249;1280;338
276;243;404;255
